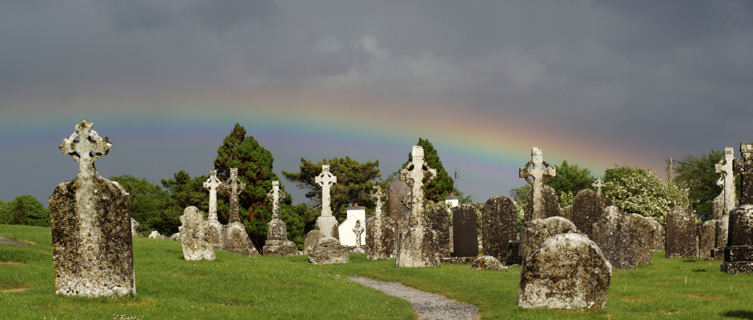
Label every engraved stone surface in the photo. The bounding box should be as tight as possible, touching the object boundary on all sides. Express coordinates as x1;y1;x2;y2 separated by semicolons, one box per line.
203;169;224;249
262;181;298;256
698;220;716;259
221;168;259;256
396;146;439;268
665;207;698;258
519;147;557;221
308;236;349;265
452;204;478;257
591;207;654;268
179;206;215;261
315;165;339;238
470;255;507;271
50;120;135;297
518;233;612;310
722;204;753;273
571;188;611;238
481;196;517;262
366;186;396;260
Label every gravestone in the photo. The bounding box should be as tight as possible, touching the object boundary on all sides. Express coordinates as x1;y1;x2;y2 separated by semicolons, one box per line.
428;205;451;258
203;170;224;249
315;165;339;239
366;186;396;260
521;216;580;265
452;204;478;257
131;218;142;237
570;179;611;238
481;196;517;262
470;256;507;271
387;179;412;228
308;237;349;265
591;206;654;268
665;207;698;258
49;120;135;297
518;233;612;310
505;240;522;265
148;231;166;239
303;230;325;255
519;147;557;221
169;233;180;241
711;146;737;258
262;181;298;256
353;220;365;252
396;146;440;267
721;205;753;273
734;143;753;205
646;217;664;251
222;168;259;256
698;220;716;259
179;206;215;261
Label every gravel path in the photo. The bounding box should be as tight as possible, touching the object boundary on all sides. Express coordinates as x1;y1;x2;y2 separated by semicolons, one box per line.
0;235;29;246
349;276;479;320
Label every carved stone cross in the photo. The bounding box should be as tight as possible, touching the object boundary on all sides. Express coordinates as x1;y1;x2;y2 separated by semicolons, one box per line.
59;120;111;178
734;143;753;205
204;170;223;222
400;146;436;217
223;168;246;224
592;178;605;196
519;147;556;219
315;165;338;217
716;146;737;214
370;185;384;218
267;181;285;220
353;220;364;248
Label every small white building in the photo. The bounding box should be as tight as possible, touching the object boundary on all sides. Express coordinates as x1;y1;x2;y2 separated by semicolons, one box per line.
444;193;459;208
338;203;366;246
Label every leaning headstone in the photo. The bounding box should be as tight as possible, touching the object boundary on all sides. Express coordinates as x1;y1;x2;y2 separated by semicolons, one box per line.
203;169;224;249
49;120;135;297
222;168;259;256
366;186;396;260
396;146;440;268
519;147;558;221
665;207;698;258
646;217;664;252
521;216;579;265
179;206;215;261
470;256;507;271
591;207;654;268
308;237;349;265
131;218;142;237
721;205;753;273
481;196;517;262
571;180;611;238
452;204;478;257
518;233;612;310
262;181;298;256
315;165;339;239
698;220;716;259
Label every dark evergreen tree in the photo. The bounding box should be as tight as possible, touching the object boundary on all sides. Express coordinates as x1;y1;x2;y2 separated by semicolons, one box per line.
111;175;169;233
0;195;50;226
672;149;727;220
405;138;457;203
160;170;208;235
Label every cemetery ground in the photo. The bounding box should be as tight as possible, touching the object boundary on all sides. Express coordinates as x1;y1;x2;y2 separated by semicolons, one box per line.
2;225;753;320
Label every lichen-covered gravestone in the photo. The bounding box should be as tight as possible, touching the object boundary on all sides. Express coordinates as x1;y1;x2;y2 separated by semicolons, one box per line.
222;168;259;256
721;205;753;273
262;181;298;256
366;186;396;260
387;178;412;230
646;217;664;252
396;146;440;268
591;206;654;268
698;220;716;259
470;256;507;271
520;216;579;265
428;205;451;258
49;120;135;297
452;204;478;257
520;147;559;221
203;170;224;249
710;146;737;259
308;237;349;264
665;207;699;258
179;206;215;261
570;179;611;238
314;165;339;238
481;196;517;262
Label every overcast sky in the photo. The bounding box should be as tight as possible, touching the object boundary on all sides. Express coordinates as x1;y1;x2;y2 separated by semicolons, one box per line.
1;1;752;204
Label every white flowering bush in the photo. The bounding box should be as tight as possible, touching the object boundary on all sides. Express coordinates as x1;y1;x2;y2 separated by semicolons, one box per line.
603;166;689;225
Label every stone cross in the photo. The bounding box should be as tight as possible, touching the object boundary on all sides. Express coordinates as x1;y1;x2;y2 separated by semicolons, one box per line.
223;168;246;224
734;143;753;205
353;220;364;248
592;178;605;196
716;146;737;215
370;185;384;218
59;120;111;178
519;147;556;219
203;170;223;222
267;181;285;220
400;146;436;217
315;165;338;217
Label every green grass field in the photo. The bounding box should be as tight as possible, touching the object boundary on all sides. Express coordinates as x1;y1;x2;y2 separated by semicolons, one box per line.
2;224;753;320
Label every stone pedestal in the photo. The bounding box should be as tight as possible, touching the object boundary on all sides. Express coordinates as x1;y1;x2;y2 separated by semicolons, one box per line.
721;205;753;274
262;219;298;256
223;222;259;256
206;221;224;249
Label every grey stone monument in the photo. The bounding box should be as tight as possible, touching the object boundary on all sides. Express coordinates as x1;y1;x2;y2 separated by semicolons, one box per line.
49;120;135;297
179;206;215;261
481;196;517;262
591;206;654;268
315;165;339;238
570;179;611;238
203;170;224;249
452;204;478;257
222;168;259;256
519;147;558;221
721;205;753;273
353;220;364;249
366;186;396;260
665;207;698;258
262;181;298;256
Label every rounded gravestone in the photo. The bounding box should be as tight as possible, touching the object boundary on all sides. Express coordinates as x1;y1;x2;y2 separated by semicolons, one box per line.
308;237;349;265
571;189;610;238
470;256;506;271
481;196;517;261
521;216;579;265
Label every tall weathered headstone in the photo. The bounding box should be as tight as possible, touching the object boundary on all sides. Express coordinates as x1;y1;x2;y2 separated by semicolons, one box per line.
481;196;517;262
203;170;224;249
428;204;451;258
366;186;396;260
591;206;654;268
721;205;753;273
646;217;664;252
698;220;716;259
520;147;558;221
49;120;135;296
222;168;259;256
179;206;215;261
315;165;339;238
396;146;439;267
570;179;611;238
665;207;698;258
262;181;298;256
710;146;737;258
735;143;753;205
452;204;478;257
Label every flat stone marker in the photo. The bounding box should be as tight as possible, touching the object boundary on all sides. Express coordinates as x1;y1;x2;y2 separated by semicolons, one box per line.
203;169;224;249
222;168;259;256
481;196;517;262
519;147;557;221
665;207;698;258
262;181;298;256
179;206;215;261
452;204;478;257
366;186;396;260
315;165;339;238
49;120;135;297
